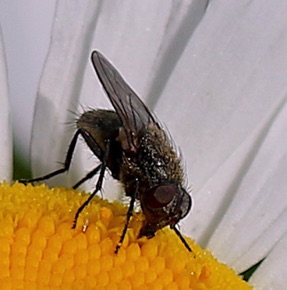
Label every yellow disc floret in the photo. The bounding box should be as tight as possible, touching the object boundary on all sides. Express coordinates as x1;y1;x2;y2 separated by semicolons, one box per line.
0;182;252;289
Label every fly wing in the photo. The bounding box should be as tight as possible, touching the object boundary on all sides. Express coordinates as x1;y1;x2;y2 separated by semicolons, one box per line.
91;50;157;152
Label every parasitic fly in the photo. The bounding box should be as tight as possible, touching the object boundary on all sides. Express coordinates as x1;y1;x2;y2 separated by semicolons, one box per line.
20;51;192;253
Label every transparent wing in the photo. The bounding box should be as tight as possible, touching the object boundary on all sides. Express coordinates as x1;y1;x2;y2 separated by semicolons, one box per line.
91;50;157;151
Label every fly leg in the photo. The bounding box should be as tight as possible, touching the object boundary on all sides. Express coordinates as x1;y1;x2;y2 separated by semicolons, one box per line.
72;164;102;189
170;224;192;252
72;140;110;229
115;180;138;254
19;130;82;184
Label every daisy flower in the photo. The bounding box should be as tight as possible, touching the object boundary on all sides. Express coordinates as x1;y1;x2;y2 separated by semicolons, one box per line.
1;1;287;289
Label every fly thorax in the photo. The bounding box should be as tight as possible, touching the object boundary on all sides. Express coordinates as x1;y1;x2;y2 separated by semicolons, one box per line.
138;124;184;186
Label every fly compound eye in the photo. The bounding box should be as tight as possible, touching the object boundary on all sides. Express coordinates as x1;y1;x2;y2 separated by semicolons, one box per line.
145;185;178;209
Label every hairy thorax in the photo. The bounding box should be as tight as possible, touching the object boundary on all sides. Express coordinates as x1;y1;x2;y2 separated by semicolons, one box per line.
120;123;184;196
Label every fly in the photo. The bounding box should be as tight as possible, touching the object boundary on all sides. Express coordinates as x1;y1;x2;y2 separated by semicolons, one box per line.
20;51;192;253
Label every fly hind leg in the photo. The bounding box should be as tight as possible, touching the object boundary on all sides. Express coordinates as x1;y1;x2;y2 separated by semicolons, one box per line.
19;130;82;184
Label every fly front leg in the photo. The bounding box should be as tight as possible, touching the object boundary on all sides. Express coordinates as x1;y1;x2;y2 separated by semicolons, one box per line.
170;224;192;252
115;180;139;254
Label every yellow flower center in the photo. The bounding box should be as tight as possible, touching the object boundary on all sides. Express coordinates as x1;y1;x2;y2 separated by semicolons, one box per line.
0;182;252;289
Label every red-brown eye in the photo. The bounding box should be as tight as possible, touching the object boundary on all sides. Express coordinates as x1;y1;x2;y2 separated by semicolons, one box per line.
144;185;178;209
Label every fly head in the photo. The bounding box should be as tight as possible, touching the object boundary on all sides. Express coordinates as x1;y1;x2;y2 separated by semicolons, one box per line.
139;184;192;239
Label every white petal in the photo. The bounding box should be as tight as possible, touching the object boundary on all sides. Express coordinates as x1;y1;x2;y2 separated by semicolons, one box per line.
79;0;208;197
207;98;287;272
31;0;104;187
249;232;287;290
157;0;287;192
0;1;56;161
155;0;287;255
31;0;208;195
80;0;209;108
0;25;12;181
